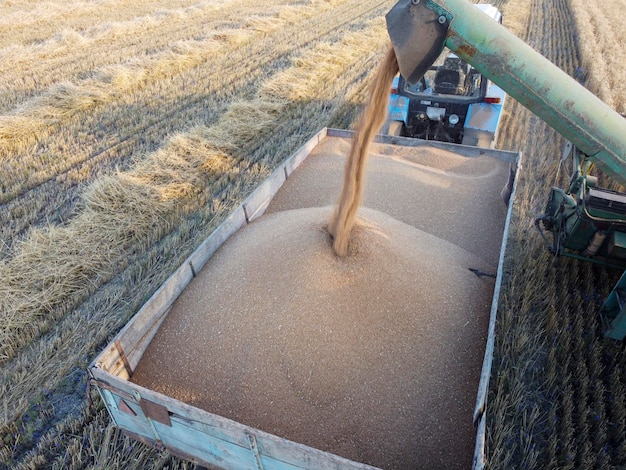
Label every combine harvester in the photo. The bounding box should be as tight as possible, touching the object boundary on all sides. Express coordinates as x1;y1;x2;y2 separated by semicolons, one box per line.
89;0;626;468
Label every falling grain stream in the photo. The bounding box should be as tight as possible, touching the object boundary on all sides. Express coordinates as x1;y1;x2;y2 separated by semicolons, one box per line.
328;45;398;256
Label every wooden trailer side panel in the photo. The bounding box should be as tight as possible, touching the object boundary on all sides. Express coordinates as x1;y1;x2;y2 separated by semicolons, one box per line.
99;386;256;468
90;367;378;470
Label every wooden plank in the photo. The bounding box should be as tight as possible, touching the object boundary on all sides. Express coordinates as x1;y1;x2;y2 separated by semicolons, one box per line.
122;307;171;375
471;152;521;469
189;206;247;274
116;257;193;373
111;406;157;442
243;167;287;223
91;370;379;469
472;413;487;470
108;392;255;468
161;415;378;470
172;414;378;470
98;389;155;439
92;371;252;448
472;151;522;426
153;418;261;469
91;261;194;377
170;418;364;470
93;343;126;379
118;429;220;469
89;366;131;398
253;432;379;470
114;340;132;377
283;128;328;179
99;388;121;424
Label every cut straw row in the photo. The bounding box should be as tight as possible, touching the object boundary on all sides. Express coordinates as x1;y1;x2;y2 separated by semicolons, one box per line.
486;0;626;466
0;17;388;363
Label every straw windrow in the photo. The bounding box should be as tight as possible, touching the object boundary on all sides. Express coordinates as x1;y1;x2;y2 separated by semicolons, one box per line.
0;11;391;453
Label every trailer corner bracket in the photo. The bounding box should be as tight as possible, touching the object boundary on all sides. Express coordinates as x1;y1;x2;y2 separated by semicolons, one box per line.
133;390;172;427
247;433;265;470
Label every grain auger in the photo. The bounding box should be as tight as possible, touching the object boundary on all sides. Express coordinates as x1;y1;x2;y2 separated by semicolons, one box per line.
386;0;626;338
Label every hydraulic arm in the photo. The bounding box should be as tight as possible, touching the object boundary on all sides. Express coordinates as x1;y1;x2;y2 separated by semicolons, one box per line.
386;0;626;186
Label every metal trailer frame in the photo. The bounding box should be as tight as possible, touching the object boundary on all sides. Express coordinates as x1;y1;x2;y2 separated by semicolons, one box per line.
88;127;521;470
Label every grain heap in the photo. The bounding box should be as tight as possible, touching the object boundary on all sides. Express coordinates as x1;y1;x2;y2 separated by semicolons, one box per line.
132;46;506;469
131;206;493;469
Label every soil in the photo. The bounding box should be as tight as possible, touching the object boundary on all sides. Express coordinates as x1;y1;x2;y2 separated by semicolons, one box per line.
131;137;512;469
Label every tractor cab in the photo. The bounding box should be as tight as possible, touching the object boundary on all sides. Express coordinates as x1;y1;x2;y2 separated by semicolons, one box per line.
409;54;480;97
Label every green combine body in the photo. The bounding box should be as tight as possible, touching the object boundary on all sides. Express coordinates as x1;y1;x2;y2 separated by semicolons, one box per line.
541;186;626;262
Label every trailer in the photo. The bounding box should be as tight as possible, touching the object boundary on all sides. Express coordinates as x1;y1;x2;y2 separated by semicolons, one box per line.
89;128;521;469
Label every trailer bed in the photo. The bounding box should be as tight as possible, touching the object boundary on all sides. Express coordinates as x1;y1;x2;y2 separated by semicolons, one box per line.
89;128;520;469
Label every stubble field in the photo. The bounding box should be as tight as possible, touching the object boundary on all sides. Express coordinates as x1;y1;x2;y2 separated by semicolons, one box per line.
0;0;625;468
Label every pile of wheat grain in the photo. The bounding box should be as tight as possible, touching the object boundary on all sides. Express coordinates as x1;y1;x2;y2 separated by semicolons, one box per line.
132;203;495;469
